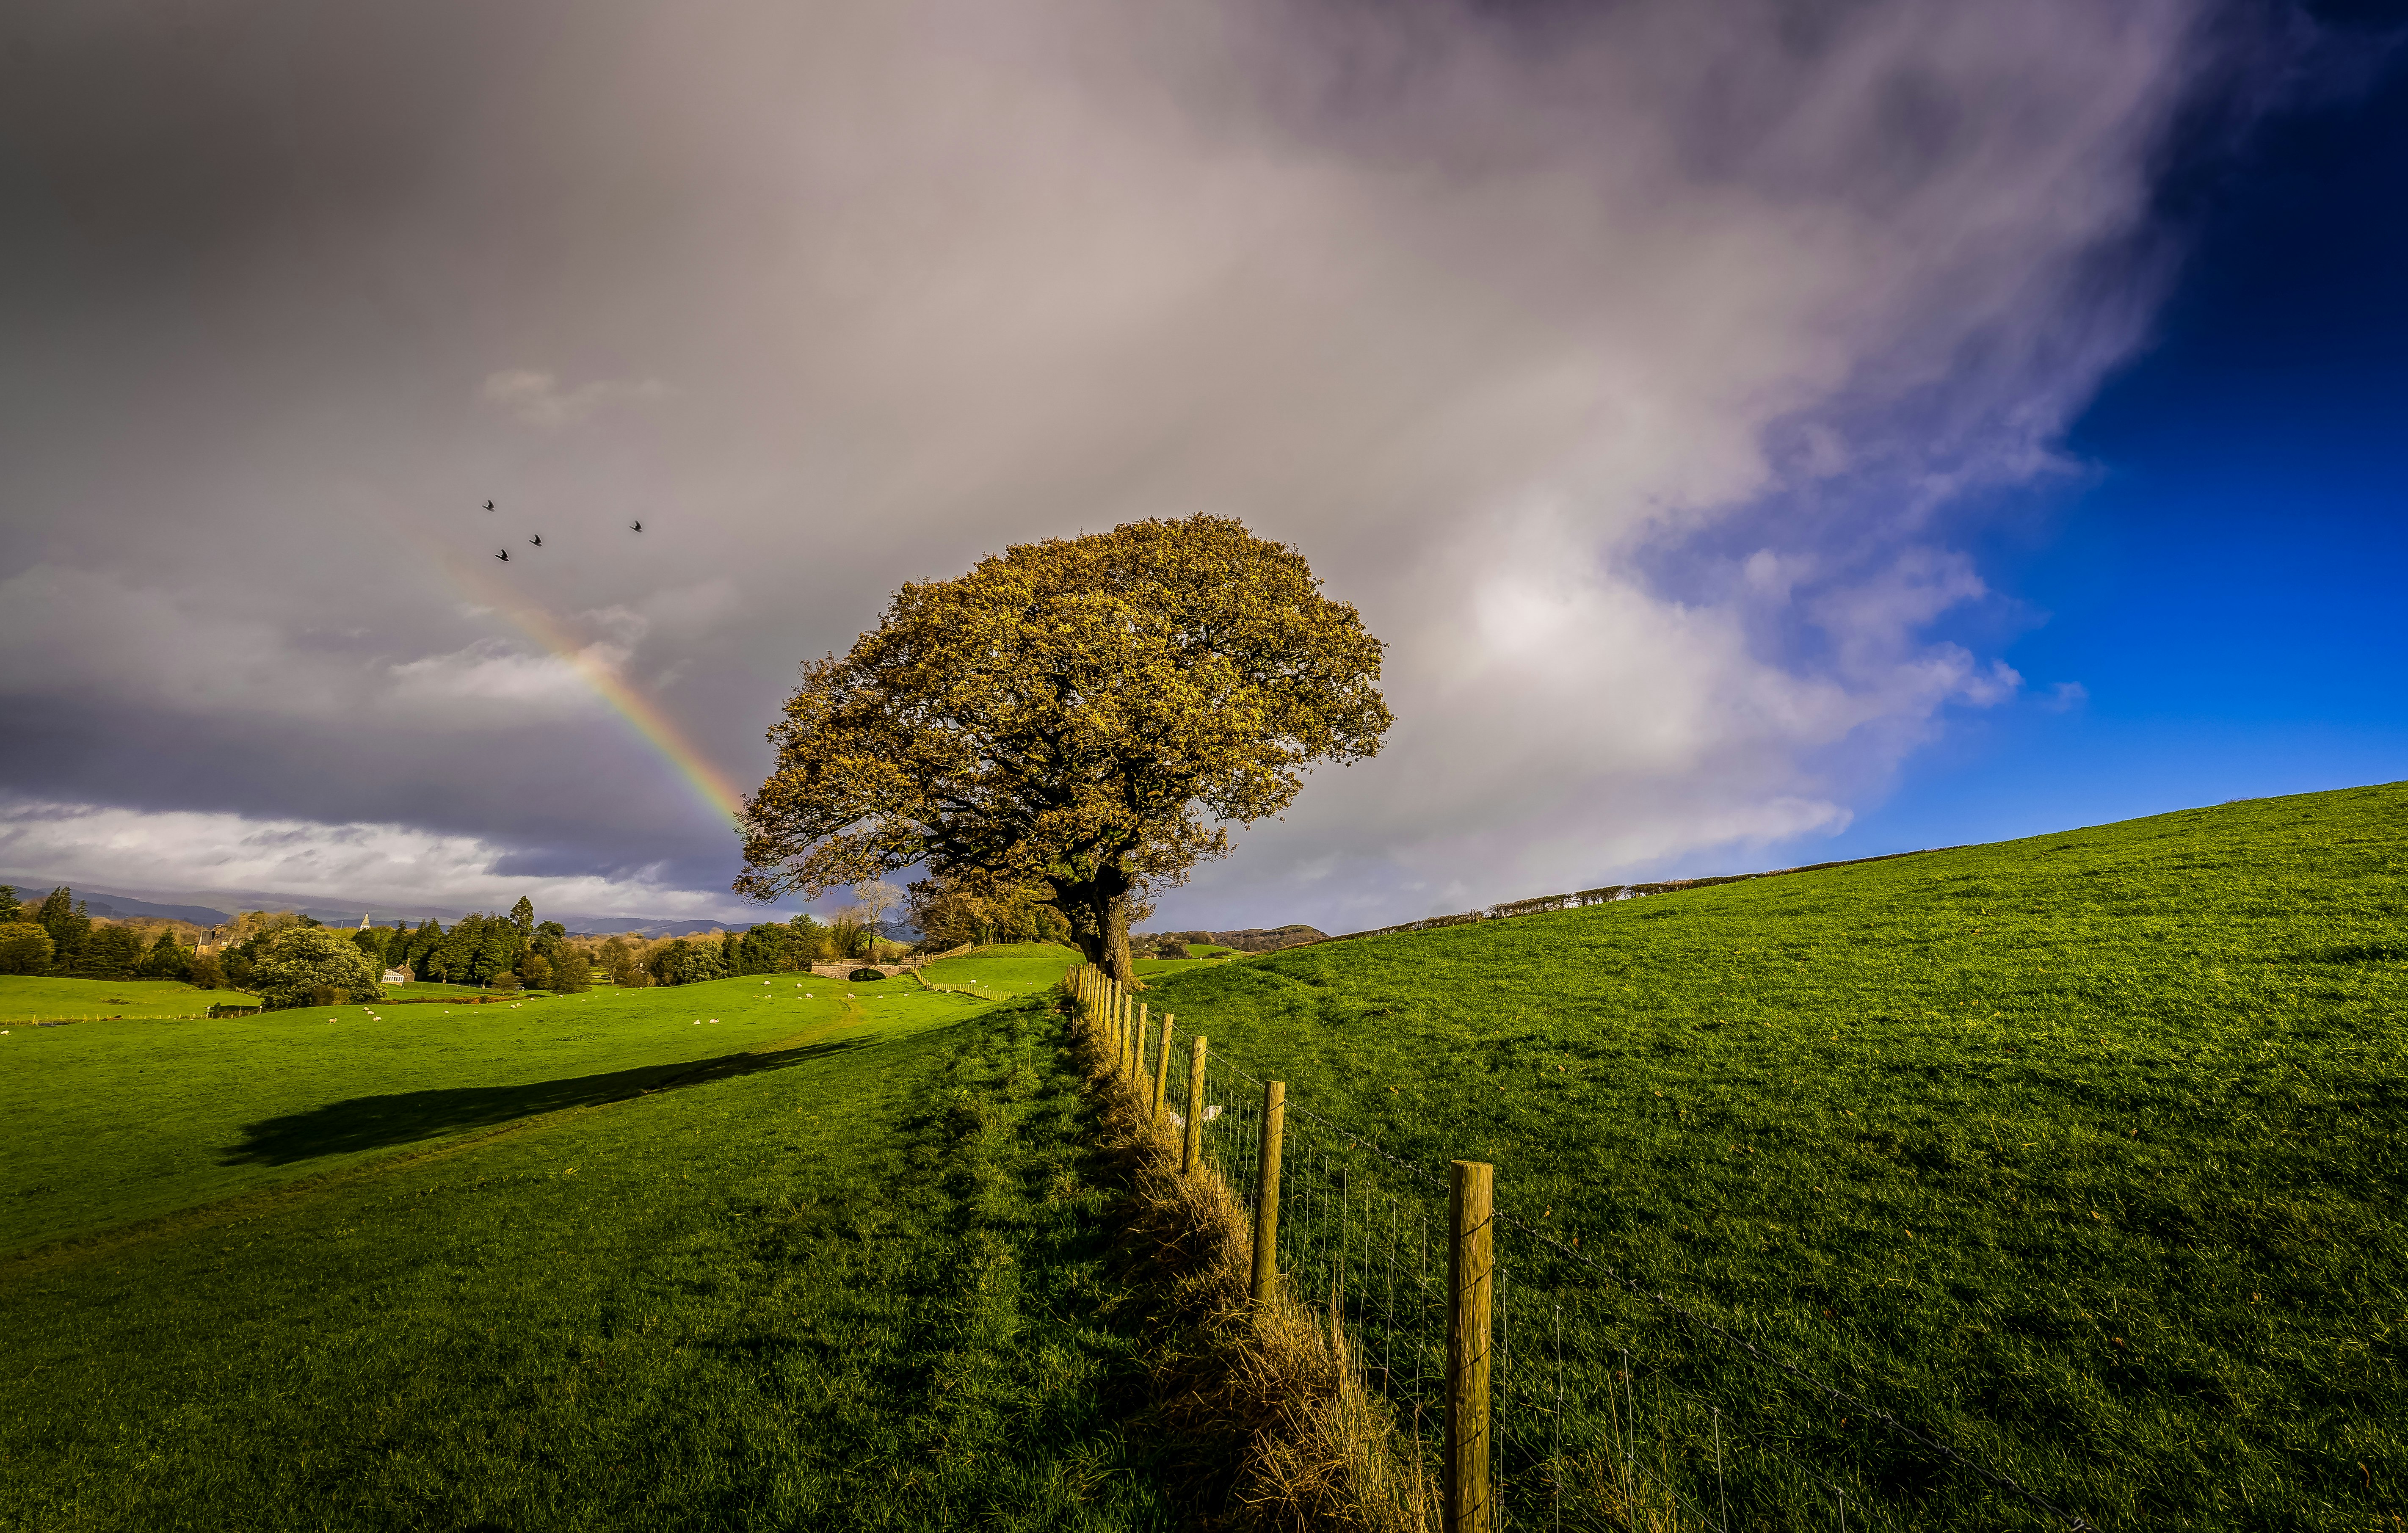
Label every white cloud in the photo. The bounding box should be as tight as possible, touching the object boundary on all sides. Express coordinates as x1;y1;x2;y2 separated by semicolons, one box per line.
385;638;626;713
0;798;742;923
480;369;668;429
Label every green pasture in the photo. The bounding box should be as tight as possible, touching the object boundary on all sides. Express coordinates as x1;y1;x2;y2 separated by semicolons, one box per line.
382;980;527;1001
0;962;1168;1531
1139;783;2407;1530
0;975;259;1023
919;943;1093;1001
0;958;1068;1256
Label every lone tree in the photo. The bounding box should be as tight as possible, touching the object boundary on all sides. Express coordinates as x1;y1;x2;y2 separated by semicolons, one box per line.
736;515;1391;983
249;926;384;1010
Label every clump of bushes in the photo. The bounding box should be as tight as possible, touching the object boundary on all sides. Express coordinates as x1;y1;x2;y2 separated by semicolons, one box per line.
0;922;55;975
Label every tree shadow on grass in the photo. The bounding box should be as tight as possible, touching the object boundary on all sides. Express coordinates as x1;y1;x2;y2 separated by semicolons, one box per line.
221;1037;862;1167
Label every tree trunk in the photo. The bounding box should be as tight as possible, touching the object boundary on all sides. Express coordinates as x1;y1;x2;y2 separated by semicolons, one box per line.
1058;879;1140;987
1105;895;1139;988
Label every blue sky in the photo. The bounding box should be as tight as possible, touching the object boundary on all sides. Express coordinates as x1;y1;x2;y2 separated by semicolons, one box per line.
1810;26;2408;865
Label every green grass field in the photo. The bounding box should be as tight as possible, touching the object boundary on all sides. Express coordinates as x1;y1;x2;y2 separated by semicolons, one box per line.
1138;783;2406;1530
9;783;2402;1530
0;975;260;1023
0;948;1083;1256
381;980;531;1001
0;944;1186;1530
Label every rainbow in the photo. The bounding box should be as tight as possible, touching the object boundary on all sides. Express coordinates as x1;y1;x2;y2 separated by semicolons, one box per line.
437;550;749;825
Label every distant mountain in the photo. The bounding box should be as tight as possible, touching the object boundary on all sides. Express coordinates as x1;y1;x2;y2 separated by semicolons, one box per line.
563;919;744;939
76;894;238;926
562;918;919;941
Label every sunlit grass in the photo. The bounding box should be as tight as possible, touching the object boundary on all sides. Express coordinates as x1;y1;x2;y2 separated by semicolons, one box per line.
1137;782;2408;1530
0;976;1168;1532
0;960;1037;1254
0;974;259;1022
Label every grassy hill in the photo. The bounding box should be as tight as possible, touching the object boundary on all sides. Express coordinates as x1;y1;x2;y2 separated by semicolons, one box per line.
0;945;1185;1531
1136;782;2405;1530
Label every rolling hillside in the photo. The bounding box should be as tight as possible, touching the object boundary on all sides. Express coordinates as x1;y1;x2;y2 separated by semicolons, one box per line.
1137;782;2406;1530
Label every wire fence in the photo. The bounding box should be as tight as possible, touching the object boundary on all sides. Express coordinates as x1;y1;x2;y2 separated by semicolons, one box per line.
1074;967;2093;1533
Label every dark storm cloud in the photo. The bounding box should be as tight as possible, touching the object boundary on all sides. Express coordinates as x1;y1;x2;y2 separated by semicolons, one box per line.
0;0;2282;925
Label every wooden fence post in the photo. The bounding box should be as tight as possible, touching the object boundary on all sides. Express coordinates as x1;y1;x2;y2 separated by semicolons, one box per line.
1251;1079;1285;1305
1445;1160;1495;1533
1152;1014;1174;1121
1183;1034;1208;1174
1135;1002;1148;1081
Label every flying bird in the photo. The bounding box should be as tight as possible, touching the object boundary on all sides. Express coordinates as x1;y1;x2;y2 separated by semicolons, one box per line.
495;548;509;561
629;520;643;532
483;500;494;511
529;534;543;547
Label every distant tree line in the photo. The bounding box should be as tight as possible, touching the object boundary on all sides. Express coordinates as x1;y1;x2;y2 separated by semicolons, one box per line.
608;911;868;989
0;886;217;984
0;882;1066;997
0;887;600;1002
364;898;590;994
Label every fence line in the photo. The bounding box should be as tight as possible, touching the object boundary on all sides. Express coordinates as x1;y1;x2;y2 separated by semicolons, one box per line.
1065;963;2090;1533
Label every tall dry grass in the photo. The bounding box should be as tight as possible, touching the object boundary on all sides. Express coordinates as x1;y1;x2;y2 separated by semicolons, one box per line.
1069;1005;1433;1532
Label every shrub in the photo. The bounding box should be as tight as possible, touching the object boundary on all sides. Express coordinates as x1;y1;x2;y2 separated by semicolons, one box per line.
848;967;886;983
548;947;591;992
648;937;726;987
0;922;54;975
249;927;384;1010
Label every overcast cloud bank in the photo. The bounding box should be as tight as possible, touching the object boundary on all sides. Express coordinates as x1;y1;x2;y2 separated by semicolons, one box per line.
0;0;2282;926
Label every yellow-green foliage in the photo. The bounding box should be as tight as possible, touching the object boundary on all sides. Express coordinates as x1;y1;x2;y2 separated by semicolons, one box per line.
0;923;54;975
737;515;1391;968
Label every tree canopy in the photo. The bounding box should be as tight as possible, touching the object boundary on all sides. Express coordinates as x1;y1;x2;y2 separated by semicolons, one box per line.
736;514;1390;980
249;927;383;1009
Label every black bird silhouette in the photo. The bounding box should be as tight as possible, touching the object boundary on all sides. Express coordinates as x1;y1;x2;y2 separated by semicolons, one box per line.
483;500;494;511
529;534;543;547
495;548;509;561
629;519;643;532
